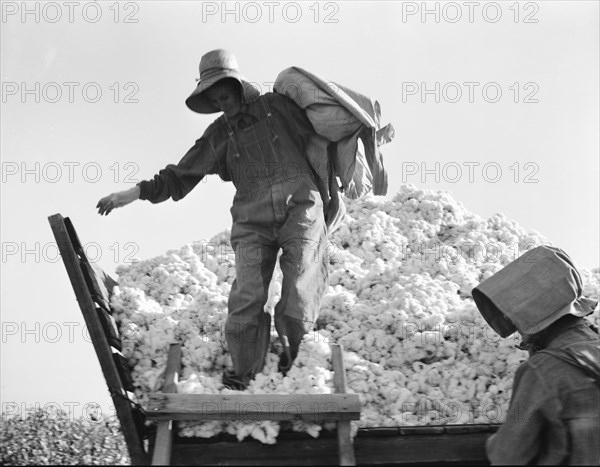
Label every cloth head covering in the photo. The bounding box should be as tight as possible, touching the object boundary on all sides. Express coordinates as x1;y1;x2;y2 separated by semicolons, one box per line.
185;49;260;114
472;246;598;337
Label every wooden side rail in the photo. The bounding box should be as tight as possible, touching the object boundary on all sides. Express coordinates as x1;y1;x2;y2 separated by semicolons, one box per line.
48;213;149;465
164;425;499;465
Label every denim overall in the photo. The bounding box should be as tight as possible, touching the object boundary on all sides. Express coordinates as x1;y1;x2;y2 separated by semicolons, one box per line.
223;97;329;387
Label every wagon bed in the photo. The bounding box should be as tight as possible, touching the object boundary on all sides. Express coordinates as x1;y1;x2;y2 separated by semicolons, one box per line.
48;213;498;465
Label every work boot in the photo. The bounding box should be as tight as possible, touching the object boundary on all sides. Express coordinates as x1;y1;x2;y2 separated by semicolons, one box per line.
275;315;306;375
222;369;249;391
277;343;299;376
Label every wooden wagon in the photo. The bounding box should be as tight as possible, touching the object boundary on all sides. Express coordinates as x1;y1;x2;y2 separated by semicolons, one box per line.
48;213;499;465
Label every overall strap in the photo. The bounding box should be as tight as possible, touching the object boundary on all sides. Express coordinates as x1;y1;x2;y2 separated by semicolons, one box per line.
260;96;279;142
260;95;272;118
223;115;241;159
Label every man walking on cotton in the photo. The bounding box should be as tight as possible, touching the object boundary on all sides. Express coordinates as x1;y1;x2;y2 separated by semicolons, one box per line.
97;49;329;390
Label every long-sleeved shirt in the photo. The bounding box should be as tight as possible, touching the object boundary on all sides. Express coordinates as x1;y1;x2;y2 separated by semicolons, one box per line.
137;92;316;203
487;321;600;465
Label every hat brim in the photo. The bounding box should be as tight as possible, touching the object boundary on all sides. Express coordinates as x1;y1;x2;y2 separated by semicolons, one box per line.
185;71;260;114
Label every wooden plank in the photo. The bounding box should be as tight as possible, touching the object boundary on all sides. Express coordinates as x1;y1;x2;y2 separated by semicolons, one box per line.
152;344;182;466
331;344;355;466
63;216;85;254
171;437;340;465
90;260;118;304
79;249;114;312
168;430;493;465
113;351;135;392
97;307;122;351
354;424;500;437
163;344;182;393
444;424;500;434
48;214;148;465
352;432;491;465
132;406;148;442
355;427;400;437
399;426;445;435
146;393;361;422
63;217;117;312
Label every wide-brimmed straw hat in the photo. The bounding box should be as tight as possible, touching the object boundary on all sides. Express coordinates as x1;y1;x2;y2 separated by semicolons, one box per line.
472;246;598;337
185;49;260;114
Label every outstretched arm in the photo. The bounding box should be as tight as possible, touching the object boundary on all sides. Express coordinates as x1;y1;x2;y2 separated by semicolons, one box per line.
95;122;225;216
96;185;141;216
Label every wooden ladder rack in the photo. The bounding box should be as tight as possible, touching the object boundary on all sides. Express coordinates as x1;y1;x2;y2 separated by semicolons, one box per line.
148;343;360;465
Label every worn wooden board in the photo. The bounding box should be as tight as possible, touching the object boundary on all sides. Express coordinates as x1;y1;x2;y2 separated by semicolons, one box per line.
97;307;122;351
48;213;149;465
167;428;497;465
147;393;361;422
152;344;182;465
63;216;117;312
331;344;355;466
112;351;135;392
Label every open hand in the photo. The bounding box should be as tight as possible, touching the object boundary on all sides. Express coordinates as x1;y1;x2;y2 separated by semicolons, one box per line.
97;186;140;216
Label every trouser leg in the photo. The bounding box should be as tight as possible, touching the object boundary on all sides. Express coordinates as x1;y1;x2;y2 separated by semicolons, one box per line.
274;223;329;374
225;241;277;387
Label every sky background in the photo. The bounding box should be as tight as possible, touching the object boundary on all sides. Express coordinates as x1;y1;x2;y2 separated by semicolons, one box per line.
1;1;599;419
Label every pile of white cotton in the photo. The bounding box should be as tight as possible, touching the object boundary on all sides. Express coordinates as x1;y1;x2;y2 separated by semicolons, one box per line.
111;184;599;444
